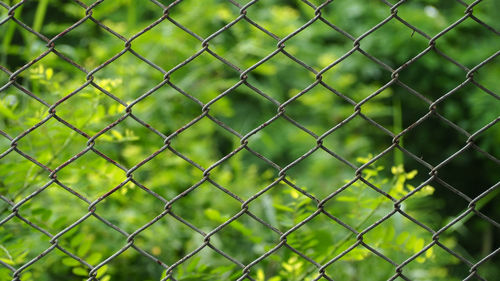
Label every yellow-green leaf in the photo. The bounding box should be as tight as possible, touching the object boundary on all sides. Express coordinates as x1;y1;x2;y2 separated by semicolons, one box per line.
46;68;53;80
72;267;88;276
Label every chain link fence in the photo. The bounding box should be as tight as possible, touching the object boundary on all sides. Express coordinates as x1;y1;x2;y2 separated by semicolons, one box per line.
0;0;499;280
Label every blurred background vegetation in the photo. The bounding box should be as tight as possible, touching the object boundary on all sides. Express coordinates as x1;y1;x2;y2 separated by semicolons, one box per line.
0;0;499;280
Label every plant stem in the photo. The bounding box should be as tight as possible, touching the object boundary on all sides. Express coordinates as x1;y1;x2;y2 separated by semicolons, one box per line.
33;0;50;33
1;4;23;66
127;0;137;31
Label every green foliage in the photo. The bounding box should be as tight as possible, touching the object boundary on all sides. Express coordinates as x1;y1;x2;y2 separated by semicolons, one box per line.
0;0;498;280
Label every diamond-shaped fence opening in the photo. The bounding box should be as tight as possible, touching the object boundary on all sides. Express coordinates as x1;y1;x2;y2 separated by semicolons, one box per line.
0;0;499;280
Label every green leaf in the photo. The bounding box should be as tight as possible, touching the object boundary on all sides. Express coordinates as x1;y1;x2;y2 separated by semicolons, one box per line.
345;247;370;261
396;232;409;245
256;269;265;281
204;208;222;222
0;100;17;119
0;258;14;266
419;185;435;196
77;240;91;256
96;265;108;278
110;130;123;140
45;68;53;80
14;251;29;264
62;257;80;267
72;267;88;277
272;204;294;213
406;170;418;179
335;196;358;202
86;252;102;265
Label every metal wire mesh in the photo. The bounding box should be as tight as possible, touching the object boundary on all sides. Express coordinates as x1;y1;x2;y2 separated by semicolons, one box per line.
0;0;498;280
